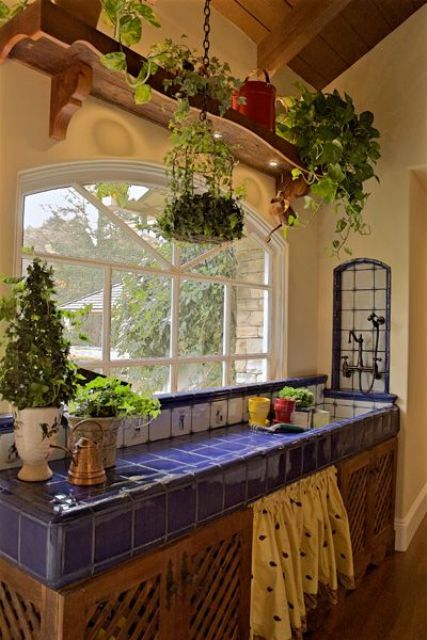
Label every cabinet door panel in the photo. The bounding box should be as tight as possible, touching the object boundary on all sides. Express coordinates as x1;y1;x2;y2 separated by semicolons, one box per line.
371;437;397;562
61;546;178;640
337;449;372;581
179;510;252;640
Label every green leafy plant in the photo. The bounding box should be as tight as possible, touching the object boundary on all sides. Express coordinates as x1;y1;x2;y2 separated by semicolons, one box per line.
157;118;244;243
69;375;161;419
277;386;314;408
0;0;28;25
100;0;161;104
0;258;80;410
100;0;242;114
276;85;381;254
149;37;242;120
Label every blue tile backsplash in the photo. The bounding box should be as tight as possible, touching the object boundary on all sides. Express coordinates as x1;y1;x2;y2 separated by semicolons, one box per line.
0;374;399;588
332;258;391;394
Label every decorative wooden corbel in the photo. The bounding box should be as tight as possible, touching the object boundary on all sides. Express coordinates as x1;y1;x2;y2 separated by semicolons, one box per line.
266;173;309;243
49;61;92;141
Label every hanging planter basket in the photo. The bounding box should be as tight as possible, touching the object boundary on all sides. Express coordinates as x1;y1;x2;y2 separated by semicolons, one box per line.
159;191;244;244
158;119;245;244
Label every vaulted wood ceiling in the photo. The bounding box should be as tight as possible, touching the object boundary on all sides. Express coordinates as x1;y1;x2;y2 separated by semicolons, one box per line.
212;0;427;89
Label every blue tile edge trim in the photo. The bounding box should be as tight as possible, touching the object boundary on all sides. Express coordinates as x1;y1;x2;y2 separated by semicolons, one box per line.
323;389;397;403
157;375;328;408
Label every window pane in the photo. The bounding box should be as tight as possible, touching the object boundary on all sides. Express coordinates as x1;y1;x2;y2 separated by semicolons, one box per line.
178;362;223;391
86;183;173;263
23;187;163;269
112;365;170;395
111;271;172;359
189;237;267;284
178;280;224;355
231;359;267;385
230;287;267;355
178;240;217;265
49;261;104;363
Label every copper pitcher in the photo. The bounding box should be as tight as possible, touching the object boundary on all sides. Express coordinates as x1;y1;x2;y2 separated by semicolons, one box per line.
51;421;106;486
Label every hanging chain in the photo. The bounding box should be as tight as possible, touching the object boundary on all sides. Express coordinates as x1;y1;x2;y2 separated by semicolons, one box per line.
200;0;211;121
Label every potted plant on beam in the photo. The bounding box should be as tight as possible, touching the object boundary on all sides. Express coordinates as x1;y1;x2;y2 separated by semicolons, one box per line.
0;258;79;481
275;84;381;254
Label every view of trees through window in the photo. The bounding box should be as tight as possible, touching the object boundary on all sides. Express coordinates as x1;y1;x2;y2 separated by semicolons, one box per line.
21;181;272;394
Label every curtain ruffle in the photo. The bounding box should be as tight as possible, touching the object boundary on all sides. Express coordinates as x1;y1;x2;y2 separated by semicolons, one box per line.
250;465;354;640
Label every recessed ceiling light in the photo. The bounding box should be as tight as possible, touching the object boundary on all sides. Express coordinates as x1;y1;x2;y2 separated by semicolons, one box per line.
268;160;280;168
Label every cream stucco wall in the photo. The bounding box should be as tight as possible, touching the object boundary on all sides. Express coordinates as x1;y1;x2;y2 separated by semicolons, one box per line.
0;6;318;413
317;6;427;520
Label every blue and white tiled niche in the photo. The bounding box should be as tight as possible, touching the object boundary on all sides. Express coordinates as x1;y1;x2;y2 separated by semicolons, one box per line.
332;258;391;394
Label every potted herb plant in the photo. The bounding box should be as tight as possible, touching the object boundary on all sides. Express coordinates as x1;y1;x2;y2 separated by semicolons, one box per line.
67;376;160;468
0;258;79;481
273;386;314;424
276;85;381;254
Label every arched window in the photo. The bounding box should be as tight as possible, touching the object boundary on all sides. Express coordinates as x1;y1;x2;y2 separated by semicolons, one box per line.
16;161;286;394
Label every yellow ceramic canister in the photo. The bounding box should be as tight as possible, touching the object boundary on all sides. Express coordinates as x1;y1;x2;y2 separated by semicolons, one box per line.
248;397;271;426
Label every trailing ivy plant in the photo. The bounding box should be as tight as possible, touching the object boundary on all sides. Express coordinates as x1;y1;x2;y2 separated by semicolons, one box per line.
100;3;242;115
157;118;244;243
276;85;381;254
0;258;80;410
149;37;242;120
0;0;28;25
100;0;161;104
100;0;245;243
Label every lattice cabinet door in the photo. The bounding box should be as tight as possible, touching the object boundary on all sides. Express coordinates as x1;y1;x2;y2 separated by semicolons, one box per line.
177;510;253;640
60;545;178;640
337;437;398;583
337;448;373;582
370;437;397;564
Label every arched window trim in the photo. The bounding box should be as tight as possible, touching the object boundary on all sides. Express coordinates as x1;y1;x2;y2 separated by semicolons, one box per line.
15;160;287;389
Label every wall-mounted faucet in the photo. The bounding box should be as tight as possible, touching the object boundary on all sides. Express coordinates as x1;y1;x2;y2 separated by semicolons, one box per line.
342;312;385;393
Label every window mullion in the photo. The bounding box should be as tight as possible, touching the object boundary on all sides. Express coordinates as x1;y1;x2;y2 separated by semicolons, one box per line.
170;272;180;392
223;284;232;386
102;266;112;376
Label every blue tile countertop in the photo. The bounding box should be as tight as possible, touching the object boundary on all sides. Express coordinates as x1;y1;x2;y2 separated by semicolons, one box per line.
0;405;399;589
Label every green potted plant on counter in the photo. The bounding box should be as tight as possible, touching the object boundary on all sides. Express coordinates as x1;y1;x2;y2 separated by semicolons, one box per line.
0;258;79;481
67;376;160;468
275;85;381;254
273;386;314;424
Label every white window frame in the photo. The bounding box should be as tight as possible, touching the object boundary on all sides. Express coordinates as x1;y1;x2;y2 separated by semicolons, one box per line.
15;160;287;389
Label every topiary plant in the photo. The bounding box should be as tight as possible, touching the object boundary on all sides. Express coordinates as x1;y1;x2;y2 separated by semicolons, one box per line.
276;84;381;254
0;258;79;410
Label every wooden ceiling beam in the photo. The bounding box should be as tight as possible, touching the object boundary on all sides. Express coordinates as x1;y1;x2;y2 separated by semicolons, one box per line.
257;0;353;75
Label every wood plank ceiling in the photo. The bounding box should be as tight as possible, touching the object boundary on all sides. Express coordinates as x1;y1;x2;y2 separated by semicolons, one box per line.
212;0;427;89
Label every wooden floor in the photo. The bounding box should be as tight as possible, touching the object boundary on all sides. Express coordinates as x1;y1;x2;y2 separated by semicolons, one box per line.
307;516;427;640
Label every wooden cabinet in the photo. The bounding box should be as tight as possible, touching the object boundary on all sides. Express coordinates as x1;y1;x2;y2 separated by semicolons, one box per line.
337;437;397;582
0;509;253;640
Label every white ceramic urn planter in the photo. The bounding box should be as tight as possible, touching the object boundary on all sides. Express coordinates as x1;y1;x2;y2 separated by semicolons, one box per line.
13;407;61;482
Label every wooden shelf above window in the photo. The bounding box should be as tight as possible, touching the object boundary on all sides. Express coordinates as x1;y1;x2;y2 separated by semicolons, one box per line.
0;0;304;178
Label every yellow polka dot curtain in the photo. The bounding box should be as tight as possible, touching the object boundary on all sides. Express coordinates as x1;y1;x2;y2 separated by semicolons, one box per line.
251;466;354;640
